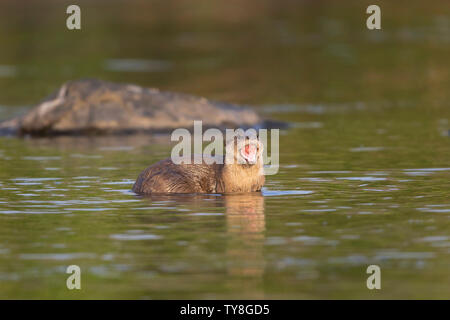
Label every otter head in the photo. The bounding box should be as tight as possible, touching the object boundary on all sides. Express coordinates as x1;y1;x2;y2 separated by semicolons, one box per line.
239;140;263;165
225;133;264;166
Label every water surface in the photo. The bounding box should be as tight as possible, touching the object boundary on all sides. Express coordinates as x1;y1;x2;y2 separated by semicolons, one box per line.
0;0;449;299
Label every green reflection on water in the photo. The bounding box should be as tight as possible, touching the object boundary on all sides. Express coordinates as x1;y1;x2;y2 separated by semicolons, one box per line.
0;0;449;299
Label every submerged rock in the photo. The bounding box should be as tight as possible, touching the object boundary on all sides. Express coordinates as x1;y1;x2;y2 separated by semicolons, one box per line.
0;79;263;135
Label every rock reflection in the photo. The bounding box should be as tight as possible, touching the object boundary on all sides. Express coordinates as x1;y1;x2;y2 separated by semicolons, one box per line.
21;134;172;151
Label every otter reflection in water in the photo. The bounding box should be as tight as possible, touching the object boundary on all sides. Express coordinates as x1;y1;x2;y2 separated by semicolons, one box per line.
141;192;266;297
224;193;265;279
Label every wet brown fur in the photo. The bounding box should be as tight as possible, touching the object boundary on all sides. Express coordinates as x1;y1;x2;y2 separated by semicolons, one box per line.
132;144;265;194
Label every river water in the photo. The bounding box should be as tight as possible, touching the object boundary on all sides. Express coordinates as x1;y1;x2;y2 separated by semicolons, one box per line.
0;0;449;299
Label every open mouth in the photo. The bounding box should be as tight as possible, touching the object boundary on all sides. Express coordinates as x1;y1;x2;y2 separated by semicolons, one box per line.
241;143;258;164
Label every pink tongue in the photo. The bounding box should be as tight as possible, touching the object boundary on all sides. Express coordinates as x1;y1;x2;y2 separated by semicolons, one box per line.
245;145;257;161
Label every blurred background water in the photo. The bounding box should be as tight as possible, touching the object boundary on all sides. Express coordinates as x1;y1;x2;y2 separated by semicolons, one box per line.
0;0;449;299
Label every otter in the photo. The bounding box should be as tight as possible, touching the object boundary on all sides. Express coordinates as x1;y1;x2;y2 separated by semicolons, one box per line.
132;137;265;194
